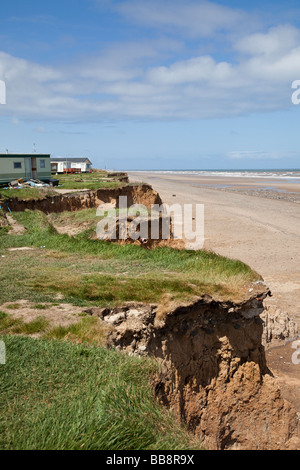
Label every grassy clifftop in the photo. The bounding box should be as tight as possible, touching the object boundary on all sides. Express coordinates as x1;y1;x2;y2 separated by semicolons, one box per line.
0;171;128;200
0;193;262;451
0;209;260;307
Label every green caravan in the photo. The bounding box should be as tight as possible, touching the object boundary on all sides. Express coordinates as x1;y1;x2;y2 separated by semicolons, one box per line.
0;153;51;185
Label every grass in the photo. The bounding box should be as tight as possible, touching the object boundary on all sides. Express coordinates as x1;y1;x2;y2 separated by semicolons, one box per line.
48;206;148;235
0;335;204;450
0;172;127;199
0;308;108;345
15;317;50;335
48;207;99;233
58;180;124;190
0;187;57;200
0;208;10;234
54;171;127;190
45;316;110;345
0;311;23;332
0;311;49;335
4;303;21;310
32;271;230;305
0;209;260;307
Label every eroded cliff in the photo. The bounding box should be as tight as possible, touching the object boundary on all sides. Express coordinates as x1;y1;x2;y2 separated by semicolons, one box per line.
92;288;300;450
3;184;162;213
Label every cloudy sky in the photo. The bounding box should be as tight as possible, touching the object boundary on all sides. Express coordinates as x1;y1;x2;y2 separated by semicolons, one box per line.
0;0;300;169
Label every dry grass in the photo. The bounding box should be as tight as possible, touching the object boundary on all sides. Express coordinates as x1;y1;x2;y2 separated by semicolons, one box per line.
45;316;112;346
155;293;183;322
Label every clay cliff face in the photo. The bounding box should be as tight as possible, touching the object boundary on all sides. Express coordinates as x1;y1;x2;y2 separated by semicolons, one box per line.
4;184;162;213
101;292;300;450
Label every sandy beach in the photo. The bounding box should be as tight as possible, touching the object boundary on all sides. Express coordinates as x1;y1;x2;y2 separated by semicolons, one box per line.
128;171;300;327
128;171;300;409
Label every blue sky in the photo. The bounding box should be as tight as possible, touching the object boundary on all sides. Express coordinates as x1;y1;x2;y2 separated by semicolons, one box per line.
0;0;300;170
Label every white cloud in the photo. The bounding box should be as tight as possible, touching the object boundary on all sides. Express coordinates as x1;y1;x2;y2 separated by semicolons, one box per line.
0;51;61;82
115;0;250;38
240;46;300;83
1;20;300;122
147;56;233;85
228;150;285;160
235;24;300;57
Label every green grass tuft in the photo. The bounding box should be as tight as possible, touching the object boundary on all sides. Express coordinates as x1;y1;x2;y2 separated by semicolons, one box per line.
0;335;204;450
45;316;109;345
0;312;49;335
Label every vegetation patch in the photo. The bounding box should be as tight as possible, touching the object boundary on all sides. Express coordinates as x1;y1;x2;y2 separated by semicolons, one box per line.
0;209;260;306
45;316;110;345
0;312;49;335
54;171;127;190
0;335;203;450
0;187;57;200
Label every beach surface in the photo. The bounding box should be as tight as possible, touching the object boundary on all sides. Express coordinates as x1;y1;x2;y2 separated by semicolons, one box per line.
128;171;300;409
128;171;300;326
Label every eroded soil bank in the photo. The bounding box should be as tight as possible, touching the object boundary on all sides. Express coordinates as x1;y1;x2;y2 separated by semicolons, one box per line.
93;290;300;450
2;184;162;213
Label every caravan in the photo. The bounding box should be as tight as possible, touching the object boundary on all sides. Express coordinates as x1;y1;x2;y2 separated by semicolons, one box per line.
0;153;51;185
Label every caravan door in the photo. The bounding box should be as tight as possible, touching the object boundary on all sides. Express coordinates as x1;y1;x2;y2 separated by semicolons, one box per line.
24;158;32;179
31;157;37;179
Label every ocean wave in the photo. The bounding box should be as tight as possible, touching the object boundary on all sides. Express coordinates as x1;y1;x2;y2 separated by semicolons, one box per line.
135;170;300;179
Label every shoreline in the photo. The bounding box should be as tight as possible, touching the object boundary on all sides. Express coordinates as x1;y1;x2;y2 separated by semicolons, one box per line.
128;172;300;202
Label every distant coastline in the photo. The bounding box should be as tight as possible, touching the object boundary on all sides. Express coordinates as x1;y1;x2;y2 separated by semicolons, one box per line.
127;169;300;202
127;169;300;180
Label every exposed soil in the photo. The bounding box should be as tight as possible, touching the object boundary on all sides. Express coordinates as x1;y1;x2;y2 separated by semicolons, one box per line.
0;300;84;330
99;294;300;450
6;215;26;235
2;184;162;214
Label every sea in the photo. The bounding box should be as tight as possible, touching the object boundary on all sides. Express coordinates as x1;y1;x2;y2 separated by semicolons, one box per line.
133;169;300;180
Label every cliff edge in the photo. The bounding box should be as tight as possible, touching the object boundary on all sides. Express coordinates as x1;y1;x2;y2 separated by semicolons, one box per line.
97;288;300;450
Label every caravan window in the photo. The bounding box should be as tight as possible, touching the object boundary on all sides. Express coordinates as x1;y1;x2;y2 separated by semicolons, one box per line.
40;160;45;168
14;162;22;169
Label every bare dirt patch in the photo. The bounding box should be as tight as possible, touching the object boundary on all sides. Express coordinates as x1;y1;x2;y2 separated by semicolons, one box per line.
8;247;35;252
54;223;90;236
0;300;84;329
6;215;26;235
